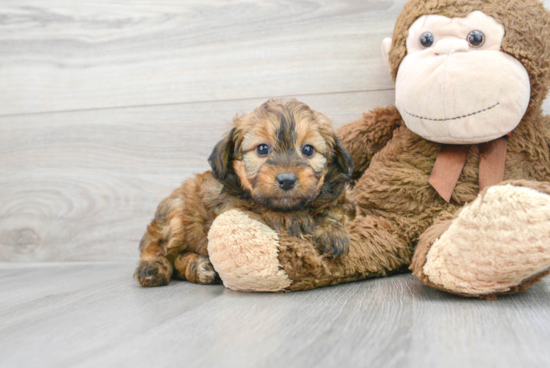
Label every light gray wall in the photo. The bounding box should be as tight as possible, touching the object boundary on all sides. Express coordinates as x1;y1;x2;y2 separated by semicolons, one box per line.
1;0;549;261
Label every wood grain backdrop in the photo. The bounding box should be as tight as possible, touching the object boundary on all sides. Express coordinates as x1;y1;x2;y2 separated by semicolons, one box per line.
1;0;549;261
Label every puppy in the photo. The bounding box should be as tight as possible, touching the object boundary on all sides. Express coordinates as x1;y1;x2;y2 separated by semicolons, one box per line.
136;98;354;287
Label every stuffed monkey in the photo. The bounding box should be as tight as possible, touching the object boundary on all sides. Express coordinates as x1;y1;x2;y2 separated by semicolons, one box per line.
207;0;550;298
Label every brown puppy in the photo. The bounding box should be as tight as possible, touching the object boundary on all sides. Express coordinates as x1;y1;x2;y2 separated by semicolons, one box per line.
135;98;354;287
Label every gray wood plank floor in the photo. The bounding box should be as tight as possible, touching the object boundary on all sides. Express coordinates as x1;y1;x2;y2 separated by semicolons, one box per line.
1;263;550;368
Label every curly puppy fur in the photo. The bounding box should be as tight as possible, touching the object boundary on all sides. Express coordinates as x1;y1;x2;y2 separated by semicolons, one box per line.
135;98;354;287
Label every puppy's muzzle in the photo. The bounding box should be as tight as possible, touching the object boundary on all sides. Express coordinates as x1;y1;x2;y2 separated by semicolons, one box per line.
277;173;297;191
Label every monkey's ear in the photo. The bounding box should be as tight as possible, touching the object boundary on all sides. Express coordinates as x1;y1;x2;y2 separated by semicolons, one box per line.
208;128;236;182
332;138;354;179
382;37;392;70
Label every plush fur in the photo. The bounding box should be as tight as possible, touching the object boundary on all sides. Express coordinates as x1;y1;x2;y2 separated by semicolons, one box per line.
207;0;550;297
389;0;550;114
208;209;292;292
135;98;354;287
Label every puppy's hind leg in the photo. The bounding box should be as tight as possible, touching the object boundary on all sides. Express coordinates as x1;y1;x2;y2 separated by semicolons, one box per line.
136;258;173;287
174;253;220;285
135;230;174;287
136;191;190;287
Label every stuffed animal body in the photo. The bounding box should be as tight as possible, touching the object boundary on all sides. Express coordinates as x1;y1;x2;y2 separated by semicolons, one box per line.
208;0;550;298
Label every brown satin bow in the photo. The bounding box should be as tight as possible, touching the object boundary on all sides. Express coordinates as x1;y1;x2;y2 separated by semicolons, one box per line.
429;136;508;202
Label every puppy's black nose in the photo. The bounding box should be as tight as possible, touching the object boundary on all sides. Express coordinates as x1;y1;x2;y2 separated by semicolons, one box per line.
277;173;297;191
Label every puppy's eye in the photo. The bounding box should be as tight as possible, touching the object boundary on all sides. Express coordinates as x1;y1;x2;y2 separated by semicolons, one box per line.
467;30;485;48
302;145;315;158
419;32;434;48
256;144;270;157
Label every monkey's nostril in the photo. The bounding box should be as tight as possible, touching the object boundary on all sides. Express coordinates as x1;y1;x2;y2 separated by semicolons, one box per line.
277;173;297;191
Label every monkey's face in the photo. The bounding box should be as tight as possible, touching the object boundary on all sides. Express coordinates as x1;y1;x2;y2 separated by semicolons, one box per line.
208;99;353;212
386;11;530;144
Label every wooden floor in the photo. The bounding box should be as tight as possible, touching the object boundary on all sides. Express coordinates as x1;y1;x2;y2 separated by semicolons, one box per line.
1;263;550;368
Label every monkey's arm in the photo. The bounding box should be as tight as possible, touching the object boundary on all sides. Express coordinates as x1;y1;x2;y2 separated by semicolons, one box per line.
337;105;402;181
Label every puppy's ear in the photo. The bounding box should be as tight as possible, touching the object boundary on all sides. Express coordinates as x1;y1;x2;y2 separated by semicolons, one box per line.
208;128;236;182
311;111;353;179
315;137;354;206
332;138;354;179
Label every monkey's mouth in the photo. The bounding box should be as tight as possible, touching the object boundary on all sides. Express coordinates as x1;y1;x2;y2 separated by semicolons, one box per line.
404;102;500;122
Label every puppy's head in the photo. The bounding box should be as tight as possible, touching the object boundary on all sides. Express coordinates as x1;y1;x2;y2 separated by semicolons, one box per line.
208;98;353;211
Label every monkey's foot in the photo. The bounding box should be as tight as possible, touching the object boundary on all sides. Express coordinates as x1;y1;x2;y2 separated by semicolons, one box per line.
413;182;550;298
207;209;292;292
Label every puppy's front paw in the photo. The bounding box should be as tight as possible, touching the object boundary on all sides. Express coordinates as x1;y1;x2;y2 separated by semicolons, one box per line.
174;253;221;285
313;225;350;258
135;260;171;287
187;257;221;285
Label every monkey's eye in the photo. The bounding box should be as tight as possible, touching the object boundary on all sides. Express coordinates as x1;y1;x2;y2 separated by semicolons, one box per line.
467;30;485;47
419;32;434;48
302;145;315;158
256;144;270;157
